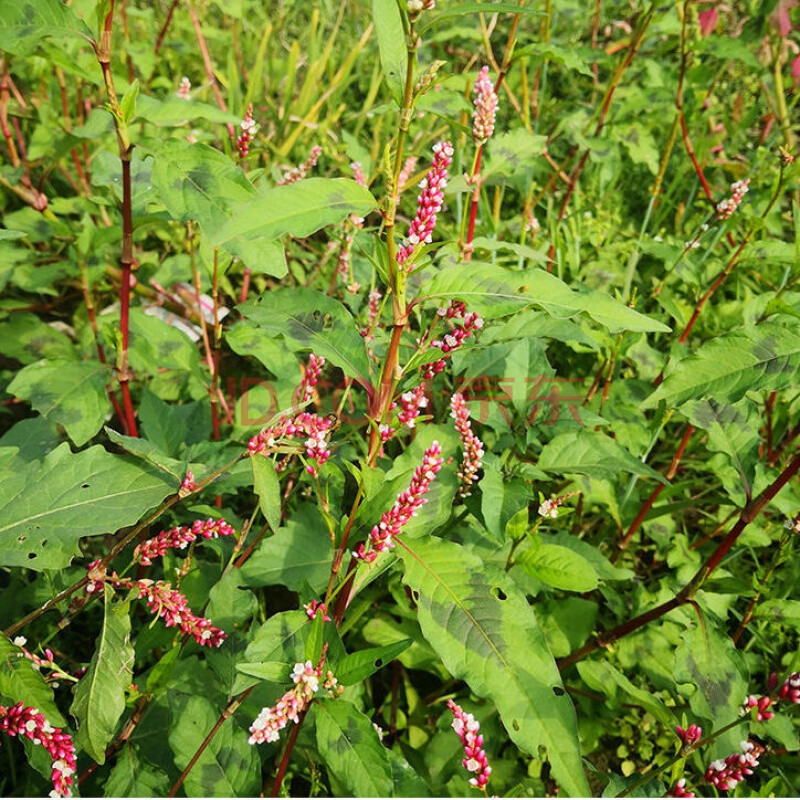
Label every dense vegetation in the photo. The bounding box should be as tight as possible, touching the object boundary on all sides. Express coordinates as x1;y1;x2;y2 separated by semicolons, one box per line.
0;0;799;796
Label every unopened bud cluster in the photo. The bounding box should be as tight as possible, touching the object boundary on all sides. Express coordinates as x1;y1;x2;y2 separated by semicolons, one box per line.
740;694;774;722
675;723;703;747
446;700;492;789
304;599;331;622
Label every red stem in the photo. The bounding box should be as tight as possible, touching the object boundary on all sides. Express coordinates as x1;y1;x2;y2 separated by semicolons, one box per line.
154;0;181;55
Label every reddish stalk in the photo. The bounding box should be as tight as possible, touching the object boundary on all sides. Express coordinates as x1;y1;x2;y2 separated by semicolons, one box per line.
154;0;181;56
764;391;777;461
186;0;236;139
612;424;695;560
558;451;800;670
166;688;253;797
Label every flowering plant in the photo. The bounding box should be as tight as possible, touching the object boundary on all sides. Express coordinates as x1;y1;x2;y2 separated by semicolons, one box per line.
1;0;799;798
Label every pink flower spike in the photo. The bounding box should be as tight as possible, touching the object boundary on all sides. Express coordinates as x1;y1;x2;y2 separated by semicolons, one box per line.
472;66;498;143
354;441;444;561
716;178;749;220
179;469;196;495
279;145;323;185
350;161;367;187
294;353;326;406
249;661;321;745
446;700;491;790
133;518;235;566
450;394;484;496
236;103;257;159
396;141;454;268
0;703;76;797
704;740;764;792
248;411;334;471
120;579;226;647
178;76;191;99
398;384;428;429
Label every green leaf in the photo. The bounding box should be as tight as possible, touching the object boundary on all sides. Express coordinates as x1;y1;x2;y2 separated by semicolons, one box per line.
7;360;111;446
315;698;393;796
674;622;749;758
642;322;800;408
372;0;407;105
516;540;599;592
0;443;176;570
239;288;371;388
577;661;675;727
70;585;134;763
538;430;666;481
251;455;281;532
103;746;170;796
0;313;75;364
0;635;65;726
398;535;589;796
418;264;670;332
0;0;93;55
212;178;376;262
206;569;258;630
419;2;541;33
515;42;593;76
239;506;332;592
168;694;260;797
335;640;412;685
120;79;139;124
682;398;760;502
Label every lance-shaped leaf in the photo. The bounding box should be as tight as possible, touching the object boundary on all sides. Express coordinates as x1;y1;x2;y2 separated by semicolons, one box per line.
642;321;800;409
0;0;93;55
398;536;589;797
315;698;393;796
372;0;407;104
8;360;112;446
103;747;170;796
0;443;177;570
418;264;670;332
212;178;376;258
239;288;372;389
70;586;134;763
537;430;666;482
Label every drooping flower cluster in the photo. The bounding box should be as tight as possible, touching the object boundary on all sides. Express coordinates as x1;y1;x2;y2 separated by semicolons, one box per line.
121;578;226;647
398;384;428;429
133;518;235;565
704;740;763;792
336;234;354;285
740;694;775;722
304;599;331;622
779;671;800;704
423;301;484;378
0;703;76;797
396;141;454;267
178;76;191;100
670;778;695;798
236;104;257;158
450;394;484;496
398;156;418;193
294;353;326;407
361;288;382;341
84;562;227;647
249;661;322;745
675;723;703;747
247;411;334;475
446;700;492;790
716;178;749;220
472;66;498;143
353;441;444;562
278;145;323;185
